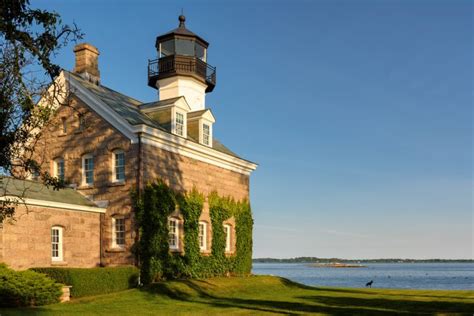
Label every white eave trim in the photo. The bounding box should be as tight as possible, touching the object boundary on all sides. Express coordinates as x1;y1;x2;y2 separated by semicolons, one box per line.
0;196;106;213
134;124;258;175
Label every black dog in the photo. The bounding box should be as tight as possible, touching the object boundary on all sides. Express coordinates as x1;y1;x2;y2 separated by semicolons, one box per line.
366;280;373;288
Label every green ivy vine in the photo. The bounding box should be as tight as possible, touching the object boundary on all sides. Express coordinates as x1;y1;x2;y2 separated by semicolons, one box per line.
134;181;253;284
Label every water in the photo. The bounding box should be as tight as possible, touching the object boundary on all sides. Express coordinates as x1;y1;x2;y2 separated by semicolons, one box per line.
252;263;474;290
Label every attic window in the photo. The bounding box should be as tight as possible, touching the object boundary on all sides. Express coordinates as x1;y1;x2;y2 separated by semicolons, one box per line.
202;124;210;146
175;112;184;136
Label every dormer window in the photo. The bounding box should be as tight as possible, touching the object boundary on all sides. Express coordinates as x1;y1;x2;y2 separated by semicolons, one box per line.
202;123;210;146
175;112;185;136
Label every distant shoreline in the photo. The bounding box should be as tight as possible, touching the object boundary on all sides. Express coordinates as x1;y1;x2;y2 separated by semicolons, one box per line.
253;257;473;264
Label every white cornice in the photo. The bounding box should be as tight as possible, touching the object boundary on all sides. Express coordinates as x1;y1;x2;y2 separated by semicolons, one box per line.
135;125;257;175
0;196;106;213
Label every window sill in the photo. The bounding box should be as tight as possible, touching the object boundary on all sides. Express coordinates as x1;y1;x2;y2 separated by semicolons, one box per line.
106;247;126;253
78;184;94;190
58;133;67;137
109;181;126;187
51;261;68;266
169;248;181;253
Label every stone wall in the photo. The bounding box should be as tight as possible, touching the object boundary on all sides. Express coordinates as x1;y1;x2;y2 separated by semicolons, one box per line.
34;96;137;266
141;143;249;200
28;94;249;266
0;205;101;270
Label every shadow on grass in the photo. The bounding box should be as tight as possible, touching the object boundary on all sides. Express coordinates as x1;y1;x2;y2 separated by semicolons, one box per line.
140;278;474;315
142;279;474;315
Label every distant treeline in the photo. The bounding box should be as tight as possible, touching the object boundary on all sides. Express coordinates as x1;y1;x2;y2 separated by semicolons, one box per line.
253;257;473;263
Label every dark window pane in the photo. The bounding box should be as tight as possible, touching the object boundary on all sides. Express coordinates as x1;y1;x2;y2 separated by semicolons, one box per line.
160;40;174;57
196;43;205;61
175;39;194;56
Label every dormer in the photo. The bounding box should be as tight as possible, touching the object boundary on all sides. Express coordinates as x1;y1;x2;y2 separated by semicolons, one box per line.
140;96;191;137
187;109;215;147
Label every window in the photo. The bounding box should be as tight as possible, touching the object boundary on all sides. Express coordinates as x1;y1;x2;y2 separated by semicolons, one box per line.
51;226;63;261
112;217;125;248
82;154;94;185
196;43;206;61
175;112;184;136
202;124;210;146
198;222;207;251
175;39;195;56
160;40;174;57
31;168;40;181
61;117;67;134
168;218;179;250
113;151;125;182
79;114;85;131
224;224;231;253
54;158;65;182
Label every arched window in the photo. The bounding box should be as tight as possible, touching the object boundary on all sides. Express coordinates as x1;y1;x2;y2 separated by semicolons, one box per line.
51;226;63;261
198;221;207;251
82;154;94;185
112;150;125;182
168;218;179;250
223;224;232;253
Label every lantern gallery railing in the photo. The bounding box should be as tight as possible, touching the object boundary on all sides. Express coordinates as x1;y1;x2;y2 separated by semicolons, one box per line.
148;55;216;91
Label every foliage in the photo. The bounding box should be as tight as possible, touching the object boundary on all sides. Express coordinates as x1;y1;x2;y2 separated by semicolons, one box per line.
135;181;176;284
252;257;474;263
135;181;253;284
0;263;62;306
0;0;82;221
30;266;138;298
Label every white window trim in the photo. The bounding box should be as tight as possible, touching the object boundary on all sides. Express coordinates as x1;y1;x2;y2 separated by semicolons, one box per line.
112;216;126;248
51;226;63;262
53;158;65;181
82;154;94;186
200;120;212;147
111;150;125;183
172;109;187;138
224;224;231;253
169;218;179;250
199;221;207;251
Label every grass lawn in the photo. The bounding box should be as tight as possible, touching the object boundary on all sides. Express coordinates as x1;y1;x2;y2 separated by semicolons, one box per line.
1;275;473;315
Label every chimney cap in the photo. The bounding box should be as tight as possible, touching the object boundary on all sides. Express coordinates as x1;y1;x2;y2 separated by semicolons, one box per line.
73;43;100;55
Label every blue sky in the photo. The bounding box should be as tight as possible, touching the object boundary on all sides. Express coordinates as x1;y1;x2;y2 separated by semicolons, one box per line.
38;0;472;259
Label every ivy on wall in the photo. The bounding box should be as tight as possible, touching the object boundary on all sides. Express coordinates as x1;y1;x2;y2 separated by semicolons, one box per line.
134;181;253;284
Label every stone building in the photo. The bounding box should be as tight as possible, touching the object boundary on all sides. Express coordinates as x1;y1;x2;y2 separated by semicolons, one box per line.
1;16;257;269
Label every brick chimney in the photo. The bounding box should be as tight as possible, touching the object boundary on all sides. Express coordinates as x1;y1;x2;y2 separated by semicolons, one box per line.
73;43;100;85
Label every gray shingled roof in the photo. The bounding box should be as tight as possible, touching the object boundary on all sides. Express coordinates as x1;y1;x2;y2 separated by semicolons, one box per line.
66;71;242;159
140;97;183;110
0;177;97;207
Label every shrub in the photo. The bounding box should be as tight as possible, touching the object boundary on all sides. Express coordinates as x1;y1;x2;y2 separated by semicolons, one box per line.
31;266;139;298
0;263;62;307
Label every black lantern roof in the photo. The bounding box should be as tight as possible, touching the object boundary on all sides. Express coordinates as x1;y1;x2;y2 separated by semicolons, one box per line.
155;15;209;48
